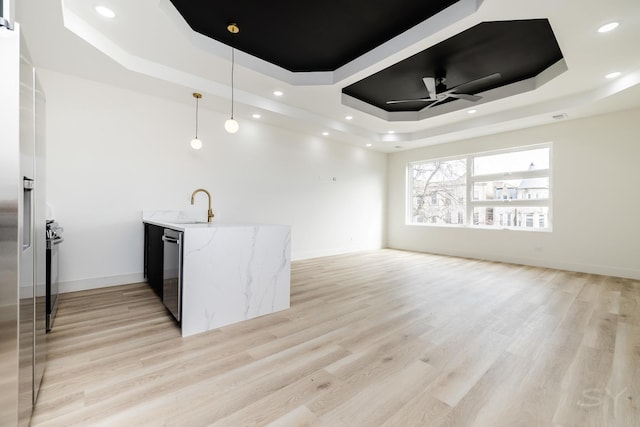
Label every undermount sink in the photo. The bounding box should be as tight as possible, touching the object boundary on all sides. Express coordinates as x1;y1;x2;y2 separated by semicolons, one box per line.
169;220;208;224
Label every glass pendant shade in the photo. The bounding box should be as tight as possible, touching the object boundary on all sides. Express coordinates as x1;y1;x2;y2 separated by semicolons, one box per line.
225;118;239;134
190;138;202;150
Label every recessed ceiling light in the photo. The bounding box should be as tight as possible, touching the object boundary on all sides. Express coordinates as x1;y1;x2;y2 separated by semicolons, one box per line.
605;71;621;79
467;109;477;114
345;115;353;121
273;90;283;97
388;130;395;134
322;132;329;136
95;5;116;18
598;22;619;33
366;143;372;147
252;113;261;119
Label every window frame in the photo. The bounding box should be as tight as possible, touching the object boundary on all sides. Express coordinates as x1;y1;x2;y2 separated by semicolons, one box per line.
406;155;468;227
407;143;552;231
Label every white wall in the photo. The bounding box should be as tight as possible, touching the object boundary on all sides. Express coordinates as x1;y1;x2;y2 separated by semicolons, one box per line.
387;108;640;280
41;70;387;292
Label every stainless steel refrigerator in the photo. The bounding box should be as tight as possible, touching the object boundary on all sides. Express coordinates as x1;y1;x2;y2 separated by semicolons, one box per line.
1;4;47;425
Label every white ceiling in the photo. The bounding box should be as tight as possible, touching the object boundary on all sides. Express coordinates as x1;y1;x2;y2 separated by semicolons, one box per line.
15;0;640;152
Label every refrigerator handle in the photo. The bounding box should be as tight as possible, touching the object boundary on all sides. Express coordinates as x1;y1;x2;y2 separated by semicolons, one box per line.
23;177;34;250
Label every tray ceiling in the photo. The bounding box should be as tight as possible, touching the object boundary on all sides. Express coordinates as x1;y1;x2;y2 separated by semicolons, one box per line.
15;0;640;152
343;20;564;114
169;1;565;120
169;0;460;72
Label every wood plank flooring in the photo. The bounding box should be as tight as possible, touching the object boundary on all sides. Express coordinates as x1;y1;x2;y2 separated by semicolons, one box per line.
30;249;640;426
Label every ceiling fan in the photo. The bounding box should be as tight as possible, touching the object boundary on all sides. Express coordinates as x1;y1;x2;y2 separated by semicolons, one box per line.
386;72;501;109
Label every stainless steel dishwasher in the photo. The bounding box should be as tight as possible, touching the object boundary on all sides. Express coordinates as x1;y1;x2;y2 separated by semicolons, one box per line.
162;228;183;321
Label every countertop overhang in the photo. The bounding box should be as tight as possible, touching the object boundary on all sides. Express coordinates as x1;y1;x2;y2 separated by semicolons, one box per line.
143;218;285;231
143;210;287;231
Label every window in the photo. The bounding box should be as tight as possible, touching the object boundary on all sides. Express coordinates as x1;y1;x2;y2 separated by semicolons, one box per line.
408;144;551;231
409;158;466;225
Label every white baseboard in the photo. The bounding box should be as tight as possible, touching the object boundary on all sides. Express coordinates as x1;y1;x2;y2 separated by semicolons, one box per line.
292;244;383;261
59;273;145;294
388;246;640;280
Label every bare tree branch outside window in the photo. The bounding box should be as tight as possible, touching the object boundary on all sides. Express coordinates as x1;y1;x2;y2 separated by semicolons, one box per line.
411;159;467;224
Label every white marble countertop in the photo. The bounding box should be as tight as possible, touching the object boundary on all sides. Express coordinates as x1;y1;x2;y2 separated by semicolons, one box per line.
142;210;291;337
142;210;288;231
143;218;281;230
143;210;285;230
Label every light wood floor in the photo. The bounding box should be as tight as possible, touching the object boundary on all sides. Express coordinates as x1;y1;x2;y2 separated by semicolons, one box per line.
31;249;640;426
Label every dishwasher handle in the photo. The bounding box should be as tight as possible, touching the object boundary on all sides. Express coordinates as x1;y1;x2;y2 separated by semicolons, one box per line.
162;235;180;244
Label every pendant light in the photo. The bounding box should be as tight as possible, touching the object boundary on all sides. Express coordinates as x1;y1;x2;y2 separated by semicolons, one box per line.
224;23;240;134
190;92;203;150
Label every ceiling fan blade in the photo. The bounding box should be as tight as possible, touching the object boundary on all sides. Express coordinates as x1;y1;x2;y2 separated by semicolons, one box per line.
447;72;501;94
424;96;448;110
422;77;436;100
387;76;437;104
386;98;436;105
448;93;482;102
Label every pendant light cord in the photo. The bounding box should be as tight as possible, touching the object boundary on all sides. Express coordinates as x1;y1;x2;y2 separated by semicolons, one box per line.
195;95;199;138
231;44;235;119
224;23;240;133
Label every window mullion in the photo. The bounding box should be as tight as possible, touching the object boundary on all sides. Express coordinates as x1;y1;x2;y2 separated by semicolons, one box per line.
469;200;550;207
470;168;550;183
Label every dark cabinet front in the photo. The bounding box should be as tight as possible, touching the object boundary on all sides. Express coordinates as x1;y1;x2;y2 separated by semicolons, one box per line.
144;223;164;299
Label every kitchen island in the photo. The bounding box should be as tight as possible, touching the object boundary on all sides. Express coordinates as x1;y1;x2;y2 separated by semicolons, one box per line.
143;211;291;337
